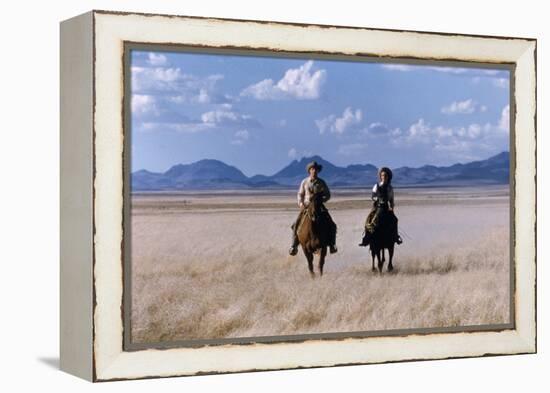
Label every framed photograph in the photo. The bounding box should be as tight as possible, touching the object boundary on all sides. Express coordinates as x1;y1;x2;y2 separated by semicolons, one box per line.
60;10;537;382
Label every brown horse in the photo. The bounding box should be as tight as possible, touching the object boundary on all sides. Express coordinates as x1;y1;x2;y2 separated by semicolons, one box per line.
296;195;334;277
369;210;396;273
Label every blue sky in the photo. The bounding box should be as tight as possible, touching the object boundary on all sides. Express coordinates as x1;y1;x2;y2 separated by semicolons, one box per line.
131;50;510;176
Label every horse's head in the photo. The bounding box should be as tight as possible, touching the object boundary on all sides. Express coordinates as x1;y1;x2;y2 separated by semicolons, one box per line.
306;192;324;222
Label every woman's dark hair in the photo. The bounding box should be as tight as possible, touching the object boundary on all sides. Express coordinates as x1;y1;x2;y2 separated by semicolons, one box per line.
378;167;393;183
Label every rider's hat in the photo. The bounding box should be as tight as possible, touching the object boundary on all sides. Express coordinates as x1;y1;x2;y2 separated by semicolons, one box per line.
306;161;323;173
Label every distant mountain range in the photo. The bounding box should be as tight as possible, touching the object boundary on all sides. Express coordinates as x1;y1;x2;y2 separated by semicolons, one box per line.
131;151;510;191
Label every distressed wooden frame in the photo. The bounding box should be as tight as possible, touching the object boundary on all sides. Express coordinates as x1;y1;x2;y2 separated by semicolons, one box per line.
60;10;537;382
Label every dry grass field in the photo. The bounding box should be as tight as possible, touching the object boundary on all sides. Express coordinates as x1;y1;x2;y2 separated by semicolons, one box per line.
129;186;510;344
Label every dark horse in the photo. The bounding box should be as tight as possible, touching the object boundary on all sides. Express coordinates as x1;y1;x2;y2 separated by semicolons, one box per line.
369;211;396;273
296;194;334;277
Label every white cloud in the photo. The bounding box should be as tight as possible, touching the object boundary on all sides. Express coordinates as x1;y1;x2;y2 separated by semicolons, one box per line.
362;122;403;137
441;99;477;114
288;147;298;159
231;129;250;145
380;64;416;72
132;66;227;103
138;121;213;133
381;64;510;89
316;107;362;134
279;119;287;127
481;70;501;76
144;67;181;82
389;112;508;162
499;105;510;131
131;94;157;115
493;78;509;88
287;147;313;159
147;52;168;66
200;109;257;128
427;66;470;74
137;107;259;133
408;118;430;138
241;61;326;100
381;64;470;74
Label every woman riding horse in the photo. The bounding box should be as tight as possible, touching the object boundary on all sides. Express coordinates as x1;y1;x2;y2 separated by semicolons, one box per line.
359;167;403;247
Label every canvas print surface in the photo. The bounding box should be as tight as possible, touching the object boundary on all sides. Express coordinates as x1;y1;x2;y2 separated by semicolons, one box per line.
127;48;512;347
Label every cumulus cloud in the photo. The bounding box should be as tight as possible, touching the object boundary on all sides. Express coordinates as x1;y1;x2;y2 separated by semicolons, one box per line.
240;61;326;100
231;129;250;145
365;122;388;135
132;66;227;104
499;105;510;131
137;107;260;133
388;111;508;162
381;64;510;90
381;64;470;74
427;66;470;74
381;64;507;77
201;109;259;128
400;119;495;144
493;78;509;88
147;52;168;66
441;99;478;114
131;94;157;115
362;122;403;137
380;64;416;72
288;147;298;159
408;118;430;138
287;147;313;159
138;121;213;133
316;107;363;134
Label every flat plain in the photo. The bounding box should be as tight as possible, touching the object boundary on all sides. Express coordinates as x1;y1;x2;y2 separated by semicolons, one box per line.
129;185;511;344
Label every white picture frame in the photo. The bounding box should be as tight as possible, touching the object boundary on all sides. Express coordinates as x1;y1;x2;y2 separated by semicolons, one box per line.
60;10;536;382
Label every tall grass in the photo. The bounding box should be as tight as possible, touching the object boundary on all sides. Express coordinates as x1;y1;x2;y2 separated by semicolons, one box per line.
131;207;509;343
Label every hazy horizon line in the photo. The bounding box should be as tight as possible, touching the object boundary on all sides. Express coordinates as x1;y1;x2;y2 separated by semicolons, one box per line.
132;150;509;177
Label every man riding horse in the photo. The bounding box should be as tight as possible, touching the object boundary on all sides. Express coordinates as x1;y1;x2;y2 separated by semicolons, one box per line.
289;161;338;256
358;166;403;247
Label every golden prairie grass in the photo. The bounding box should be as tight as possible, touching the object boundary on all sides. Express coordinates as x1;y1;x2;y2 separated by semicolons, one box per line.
130;189;510;344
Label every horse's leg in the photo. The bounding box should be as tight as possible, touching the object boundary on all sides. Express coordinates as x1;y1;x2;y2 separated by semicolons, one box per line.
382;248;385;263
319;247;327;276
388;245;394;272
370;247;376;272
377;249;384;272
303;247;315;278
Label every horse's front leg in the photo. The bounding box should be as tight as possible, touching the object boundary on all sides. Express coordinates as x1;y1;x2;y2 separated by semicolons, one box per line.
387;245;394;272
370;248;376;272
319;247;327;276
303;246;315;278
377;249;384;272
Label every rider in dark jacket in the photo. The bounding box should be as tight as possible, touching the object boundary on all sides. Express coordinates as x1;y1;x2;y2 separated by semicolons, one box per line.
359;167;402;246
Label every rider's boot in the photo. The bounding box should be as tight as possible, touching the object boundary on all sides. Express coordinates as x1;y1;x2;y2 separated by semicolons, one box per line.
358;231;370;247
395;233;403;245
289;233;299;256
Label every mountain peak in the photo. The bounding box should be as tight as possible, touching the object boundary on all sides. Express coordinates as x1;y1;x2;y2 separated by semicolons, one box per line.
132;151;510;190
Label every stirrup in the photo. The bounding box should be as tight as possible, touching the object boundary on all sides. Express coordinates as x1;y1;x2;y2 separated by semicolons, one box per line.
329;245;338;254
